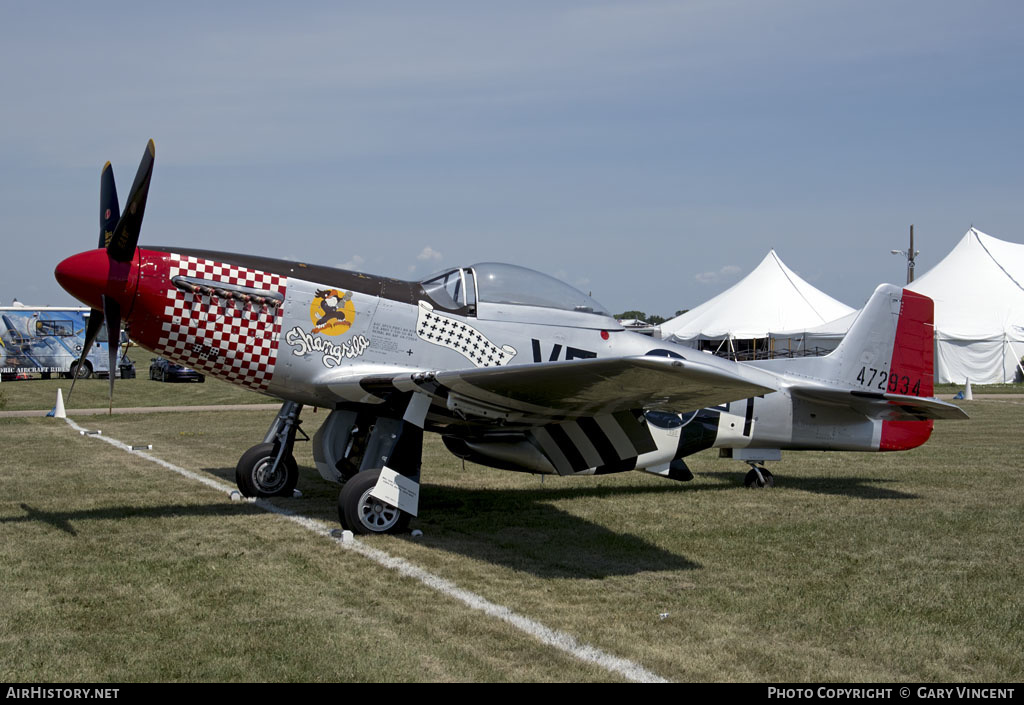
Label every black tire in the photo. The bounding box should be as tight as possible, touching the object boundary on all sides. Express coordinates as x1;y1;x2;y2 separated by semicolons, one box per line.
160;369;167;382
744;467;774;488
338;469;411;535
70;362;92;379
235;442;298;498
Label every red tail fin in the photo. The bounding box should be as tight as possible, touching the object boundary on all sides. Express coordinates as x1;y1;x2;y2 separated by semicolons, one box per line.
880;288;935;450
888;289;934;398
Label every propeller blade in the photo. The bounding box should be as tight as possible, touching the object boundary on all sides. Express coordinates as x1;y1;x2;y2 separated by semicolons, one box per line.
69;160;124;405
66;307;105;404
99;162;120;249
107;139;154;263
102;295;121;413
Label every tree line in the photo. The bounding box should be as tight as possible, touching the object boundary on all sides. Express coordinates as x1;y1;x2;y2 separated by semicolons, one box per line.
614;310;688;326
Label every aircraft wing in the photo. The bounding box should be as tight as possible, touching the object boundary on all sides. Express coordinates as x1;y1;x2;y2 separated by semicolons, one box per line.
371;355;776;424
790;387;969;421
2;315;29;349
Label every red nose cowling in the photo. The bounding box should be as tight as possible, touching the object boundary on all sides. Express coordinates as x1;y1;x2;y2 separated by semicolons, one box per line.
54;248;139;315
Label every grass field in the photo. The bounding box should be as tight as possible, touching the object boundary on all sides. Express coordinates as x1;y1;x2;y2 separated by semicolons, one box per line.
933;382;1024;395
0;376;268;412
1;390;1022;682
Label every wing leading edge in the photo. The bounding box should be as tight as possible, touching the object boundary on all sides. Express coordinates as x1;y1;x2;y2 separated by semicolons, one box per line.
360;354;777;424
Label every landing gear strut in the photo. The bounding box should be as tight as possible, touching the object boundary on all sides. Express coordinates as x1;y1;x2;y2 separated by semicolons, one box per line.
335;414;424;535
743;462;774;488
329;394;430;535
235;400;306;497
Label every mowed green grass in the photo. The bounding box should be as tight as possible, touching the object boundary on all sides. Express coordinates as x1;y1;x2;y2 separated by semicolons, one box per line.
1;397;1021;682
0;375;269;411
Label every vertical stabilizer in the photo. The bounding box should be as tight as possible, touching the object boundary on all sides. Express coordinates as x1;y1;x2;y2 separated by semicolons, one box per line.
825;284;934;397
821;284;936;449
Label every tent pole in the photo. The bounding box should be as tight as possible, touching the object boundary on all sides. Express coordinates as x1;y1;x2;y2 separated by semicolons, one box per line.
908;224;916;284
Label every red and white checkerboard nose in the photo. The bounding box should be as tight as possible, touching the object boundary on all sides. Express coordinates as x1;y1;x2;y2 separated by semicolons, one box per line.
147;253;288;392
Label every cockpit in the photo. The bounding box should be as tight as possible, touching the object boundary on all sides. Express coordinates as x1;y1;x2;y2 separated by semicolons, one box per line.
420;262;621;329
420;267;477;311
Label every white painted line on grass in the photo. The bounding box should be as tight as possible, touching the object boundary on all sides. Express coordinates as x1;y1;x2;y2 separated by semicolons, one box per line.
64;417;669;683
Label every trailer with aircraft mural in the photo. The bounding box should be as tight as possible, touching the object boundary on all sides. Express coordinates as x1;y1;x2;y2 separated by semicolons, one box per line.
0;305;134;380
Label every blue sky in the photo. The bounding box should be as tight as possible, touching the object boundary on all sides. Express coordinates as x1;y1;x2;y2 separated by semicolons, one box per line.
3;1;1023;317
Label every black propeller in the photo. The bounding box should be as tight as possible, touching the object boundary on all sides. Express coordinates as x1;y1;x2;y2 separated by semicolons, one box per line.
100;160;120;247
102;294;121;411
65;140;154;411
108;140;154;263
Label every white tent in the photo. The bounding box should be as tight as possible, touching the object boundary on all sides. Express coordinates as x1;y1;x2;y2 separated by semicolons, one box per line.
658;250;855;356
768;308;860;356
907;228;1024;384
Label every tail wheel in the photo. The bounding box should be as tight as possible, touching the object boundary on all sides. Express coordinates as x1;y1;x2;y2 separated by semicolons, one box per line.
338;470;411;535
744;467;774;488
235;442;298;498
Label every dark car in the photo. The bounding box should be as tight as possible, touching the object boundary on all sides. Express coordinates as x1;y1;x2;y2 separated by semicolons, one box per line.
149;357;205;383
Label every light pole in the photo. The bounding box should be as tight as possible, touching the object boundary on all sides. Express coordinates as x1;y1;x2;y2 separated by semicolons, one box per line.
891;224;919;284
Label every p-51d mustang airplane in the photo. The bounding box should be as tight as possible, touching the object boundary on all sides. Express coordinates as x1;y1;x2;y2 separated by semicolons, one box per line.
55;141;967;534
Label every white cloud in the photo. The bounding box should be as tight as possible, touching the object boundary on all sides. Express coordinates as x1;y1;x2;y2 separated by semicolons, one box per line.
695;264;741;285
406;246;444;275
417;246;443;261
339;254;366;270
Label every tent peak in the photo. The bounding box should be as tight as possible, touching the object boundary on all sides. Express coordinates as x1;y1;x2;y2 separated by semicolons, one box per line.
660;248;854;340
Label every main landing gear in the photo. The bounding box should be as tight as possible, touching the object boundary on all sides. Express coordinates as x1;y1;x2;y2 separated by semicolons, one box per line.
235;395;429;536
235;400;306;498
326;410;424;535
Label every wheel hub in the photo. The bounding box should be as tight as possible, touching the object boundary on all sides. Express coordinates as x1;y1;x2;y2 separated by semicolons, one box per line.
358;489;400;531
254;458;286;493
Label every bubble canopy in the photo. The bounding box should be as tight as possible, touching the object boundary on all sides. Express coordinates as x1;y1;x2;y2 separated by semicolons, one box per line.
472;263;609;315
420;262;618;328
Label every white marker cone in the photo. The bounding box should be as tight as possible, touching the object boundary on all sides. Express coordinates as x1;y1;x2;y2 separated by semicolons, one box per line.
48;388;67;419
964;378;973;401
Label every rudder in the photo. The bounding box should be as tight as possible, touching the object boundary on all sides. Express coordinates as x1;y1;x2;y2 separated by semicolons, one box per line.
887;288;934;397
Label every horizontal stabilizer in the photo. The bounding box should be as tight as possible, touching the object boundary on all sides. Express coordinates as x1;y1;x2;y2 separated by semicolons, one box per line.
791;387;968;421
